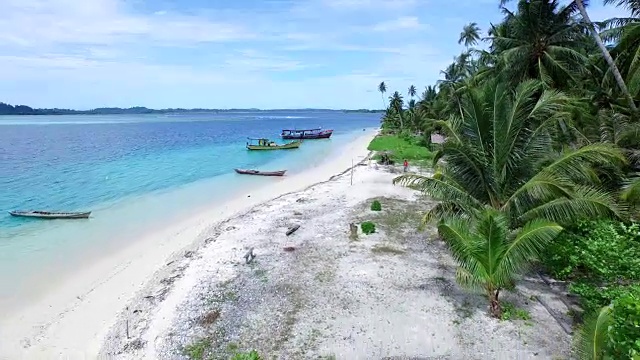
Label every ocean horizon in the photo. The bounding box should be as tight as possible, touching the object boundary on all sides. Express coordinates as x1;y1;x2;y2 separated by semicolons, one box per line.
0;110;380;311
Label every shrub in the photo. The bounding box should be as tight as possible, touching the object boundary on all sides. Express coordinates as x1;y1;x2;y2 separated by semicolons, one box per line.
607;288;640;359
371;200;382;211
540;220;640;312
361;221;376;234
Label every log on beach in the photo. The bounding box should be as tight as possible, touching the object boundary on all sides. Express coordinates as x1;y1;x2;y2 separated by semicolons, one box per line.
286;224;300;236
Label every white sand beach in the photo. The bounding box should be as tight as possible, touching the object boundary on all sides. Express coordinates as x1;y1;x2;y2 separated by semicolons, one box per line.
0;131;376;359
0;130;573;359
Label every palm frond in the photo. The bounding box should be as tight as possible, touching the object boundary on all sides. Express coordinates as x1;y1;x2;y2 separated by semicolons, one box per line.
575;306;612;360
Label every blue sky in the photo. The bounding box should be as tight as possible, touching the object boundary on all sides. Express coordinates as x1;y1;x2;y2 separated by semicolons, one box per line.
0;0;630;110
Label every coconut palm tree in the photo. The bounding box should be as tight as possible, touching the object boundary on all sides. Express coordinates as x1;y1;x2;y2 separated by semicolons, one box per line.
604;0;640;16
438;207;562;317
500;0;638;114
408;85;417;99
395;79;625;226
394;80;626;315
459;22;481;47
491;0;590;90
378;81;387;109
391;91;405;129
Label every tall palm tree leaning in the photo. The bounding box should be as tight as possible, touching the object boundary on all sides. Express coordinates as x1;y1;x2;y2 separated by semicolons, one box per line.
394;79;626;317
378;81;387;110
499;0;638;115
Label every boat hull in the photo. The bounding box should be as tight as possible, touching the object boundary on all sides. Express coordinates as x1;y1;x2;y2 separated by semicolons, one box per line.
246;141;301;150
281;129;333;140
9;211;91;219
234;169;286;176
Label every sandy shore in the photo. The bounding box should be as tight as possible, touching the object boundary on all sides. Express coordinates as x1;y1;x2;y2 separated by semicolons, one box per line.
0;130;377;359
1;130;576;359
98;155;573;358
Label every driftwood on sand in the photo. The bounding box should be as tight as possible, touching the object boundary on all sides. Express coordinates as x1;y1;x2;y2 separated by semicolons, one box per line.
285;224;300;236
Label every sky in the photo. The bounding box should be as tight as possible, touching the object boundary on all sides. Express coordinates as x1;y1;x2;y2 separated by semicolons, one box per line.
0;0;631;110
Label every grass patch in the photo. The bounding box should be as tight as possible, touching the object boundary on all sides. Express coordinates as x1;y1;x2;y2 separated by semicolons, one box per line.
371;244;405;255
231;350;262;360
501;302;531;321
370;198;425;235
371;200;382;211
183;338;212;360
367;135;434;164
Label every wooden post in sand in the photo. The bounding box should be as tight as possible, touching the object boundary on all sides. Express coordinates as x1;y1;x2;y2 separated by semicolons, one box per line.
349;223;358;240
125;306;130;339
350;159;354;185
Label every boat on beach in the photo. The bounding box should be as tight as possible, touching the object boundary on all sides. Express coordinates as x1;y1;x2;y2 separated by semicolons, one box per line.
281;128;333;139
8;210;92;219
246;138;301;150
234;169;287;176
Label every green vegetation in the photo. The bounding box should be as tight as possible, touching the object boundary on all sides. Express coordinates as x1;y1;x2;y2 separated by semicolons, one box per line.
183;338;212;360
370;200;382;211
367;134;434;164
231;350;262;360
500;302;532;321
541;221;640;312
379;0;640;358
361;221;376;235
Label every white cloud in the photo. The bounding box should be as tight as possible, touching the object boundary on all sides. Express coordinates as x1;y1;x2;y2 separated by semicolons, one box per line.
321;0;417;10
0;0;452;109
0;0;255;48
225;50;319;72
371;16;426;32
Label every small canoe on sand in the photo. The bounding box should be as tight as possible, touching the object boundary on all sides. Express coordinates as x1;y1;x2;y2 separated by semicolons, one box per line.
234;169;287;177
8;210;92;219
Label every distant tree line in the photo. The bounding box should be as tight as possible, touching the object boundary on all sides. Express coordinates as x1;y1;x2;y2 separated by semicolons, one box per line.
0;102;381;116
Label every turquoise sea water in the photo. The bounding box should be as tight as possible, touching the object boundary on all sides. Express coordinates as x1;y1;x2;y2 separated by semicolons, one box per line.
0;111;380;309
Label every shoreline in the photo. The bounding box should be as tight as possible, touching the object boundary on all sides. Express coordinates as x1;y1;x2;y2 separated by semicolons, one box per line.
98;142;572;359
0;130;378;359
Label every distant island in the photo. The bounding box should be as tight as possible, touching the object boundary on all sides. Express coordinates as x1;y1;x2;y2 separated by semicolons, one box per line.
0;102;383;116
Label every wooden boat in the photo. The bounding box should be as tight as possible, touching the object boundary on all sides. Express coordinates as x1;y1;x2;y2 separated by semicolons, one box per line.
281;128;333;140
234;169;286;176
8;210;92;219
246;138;301;150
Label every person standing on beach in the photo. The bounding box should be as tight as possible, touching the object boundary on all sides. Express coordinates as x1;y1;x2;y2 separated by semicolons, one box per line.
403;159;408;172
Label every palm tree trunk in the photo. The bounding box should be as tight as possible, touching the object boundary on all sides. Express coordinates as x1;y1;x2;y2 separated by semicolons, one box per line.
381;94;386;110
489;289;502;318
575;0;638;115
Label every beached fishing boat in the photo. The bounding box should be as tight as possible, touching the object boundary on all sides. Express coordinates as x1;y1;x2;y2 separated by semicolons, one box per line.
281;128;333;140
234;169;287;176
246;138;301;150
8;210;92;219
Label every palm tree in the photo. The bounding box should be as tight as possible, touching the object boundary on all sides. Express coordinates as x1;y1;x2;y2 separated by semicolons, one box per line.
459;22;481;47
490;0;590;90
408;85;417;112
396;79;625;225
438;208;562;317
500;0;638;114
378;81;387;109
394;80;626;314
408;85;417;99
603;0;640;17
389;91;405;130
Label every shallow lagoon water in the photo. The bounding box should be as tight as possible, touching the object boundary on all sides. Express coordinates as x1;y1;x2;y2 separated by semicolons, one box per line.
0;111;380;309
